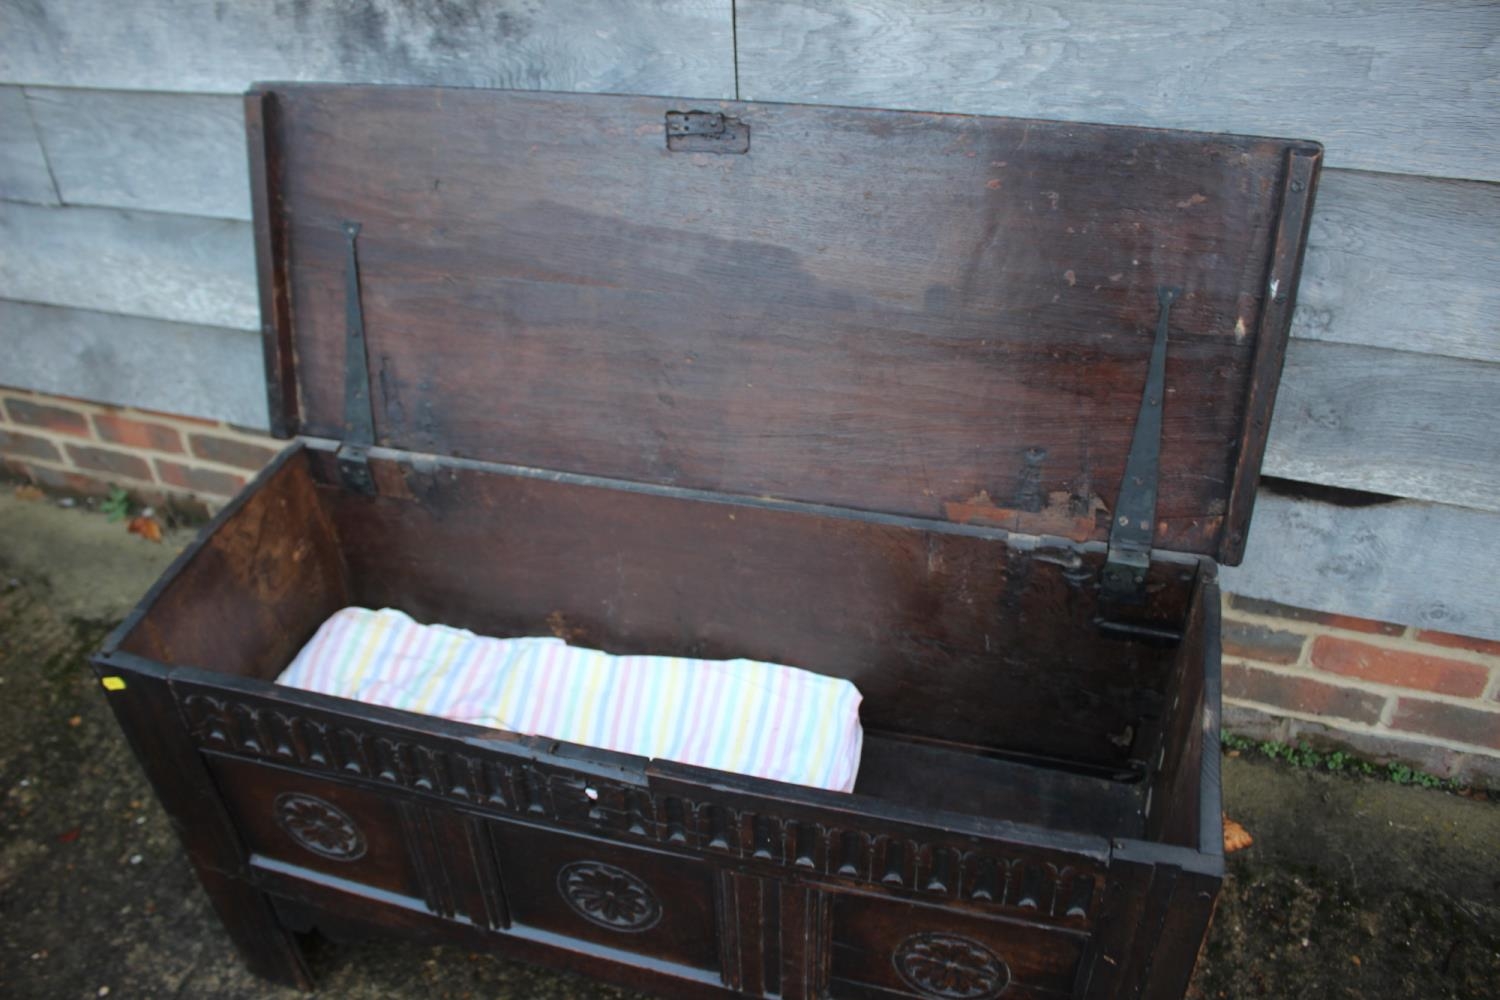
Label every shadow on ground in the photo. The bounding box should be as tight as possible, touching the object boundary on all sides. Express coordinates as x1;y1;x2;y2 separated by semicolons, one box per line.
0;490;1496;999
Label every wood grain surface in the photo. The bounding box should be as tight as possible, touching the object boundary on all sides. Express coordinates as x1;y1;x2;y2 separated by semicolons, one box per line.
0;300;268;427
1293;169;1500;364
0;0;736;98
0;85;56;205
24;88;250;219
735;0;1500;182
1222;488;1500;642
1264;340;1500;513
256;85;1315;558
0;201;257;329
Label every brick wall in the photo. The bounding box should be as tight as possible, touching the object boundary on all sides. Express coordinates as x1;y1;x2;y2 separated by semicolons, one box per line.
0;386;276;514
1222;595;1500;788
4;384;1497;786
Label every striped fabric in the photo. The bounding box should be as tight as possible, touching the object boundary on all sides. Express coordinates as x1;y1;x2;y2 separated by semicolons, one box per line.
277;607;864;793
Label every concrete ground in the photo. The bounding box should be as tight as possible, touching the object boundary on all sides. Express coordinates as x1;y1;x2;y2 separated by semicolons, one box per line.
0;489;1496;999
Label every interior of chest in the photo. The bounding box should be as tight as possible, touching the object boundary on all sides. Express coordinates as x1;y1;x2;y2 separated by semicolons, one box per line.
116;443;1215;854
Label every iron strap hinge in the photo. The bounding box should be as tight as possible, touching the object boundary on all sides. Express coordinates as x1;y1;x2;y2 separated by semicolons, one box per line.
338;220;377;495
1102;286;1180;604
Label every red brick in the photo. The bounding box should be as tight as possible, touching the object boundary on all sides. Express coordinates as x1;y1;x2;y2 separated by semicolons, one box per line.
1227;594;1403;636
4;397;89;437
3;459;116;497
0;429;62;462
1222;620;1306;665
1223;663;1387;724
155;459;245;498
1310;636;1489;697
65;444;153;481
1415;630;1500;658
189;432;276;470
136;406;219;427
91;412;184;453
1391;698;1500;751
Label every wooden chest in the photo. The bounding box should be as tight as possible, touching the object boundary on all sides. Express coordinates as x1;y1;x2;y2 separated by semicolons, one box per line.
93;85;1319;999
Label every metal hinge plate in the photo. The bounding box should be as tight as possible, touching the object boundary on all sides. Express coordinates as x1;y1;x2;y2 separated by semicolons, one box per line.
666;110;750;154
1102;286;1180;604
339;220;378;496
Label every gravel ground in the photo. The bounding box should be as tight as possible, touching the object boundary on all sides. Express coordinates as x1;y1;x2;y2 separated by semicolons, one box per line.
0;489;1496;999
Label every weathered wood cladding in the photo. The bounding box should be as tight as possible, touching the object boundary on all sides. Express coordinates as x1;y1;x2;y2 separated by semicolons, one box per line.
4;0;1498;634
733;0;1500;182
0;0;737;98
0;300;267;427
6;157;1497;514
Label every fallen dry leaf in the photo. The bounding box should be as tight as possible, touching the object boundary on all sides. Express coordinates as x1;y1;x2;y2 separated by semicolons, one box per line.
1223;813;1253;853
13;484;44;502
127;515;164;543
67;715;81;727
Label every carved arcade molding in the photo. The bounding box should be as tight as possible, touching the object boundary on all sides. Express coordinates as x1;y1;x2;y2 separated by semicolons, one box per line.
180;690;1101;925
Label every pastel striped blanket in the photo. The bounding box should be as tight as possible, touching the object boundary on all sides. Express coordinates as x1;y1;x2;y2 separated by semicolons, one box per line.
277;607;864;793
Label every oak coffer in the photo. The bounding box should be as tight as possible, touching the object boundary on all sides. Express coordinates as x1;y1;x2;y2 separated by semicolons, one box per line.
93;85;1319;999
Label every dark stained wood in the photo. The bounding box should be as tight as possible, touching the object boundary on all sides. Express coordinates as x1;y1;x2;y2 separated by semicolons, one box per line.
101;443;1221;997
307;447;1194;768
828;891;1088;997
1223;147;1321;561
257;84;1316;562
116;444;350;676
490;820;723;971
193;865;314;989
245;91;297;438
87;653;312;988
88;84;1281;1000
855;734;1146;840
263;884;746;1000
208;753;439;902
1144;569;1216;850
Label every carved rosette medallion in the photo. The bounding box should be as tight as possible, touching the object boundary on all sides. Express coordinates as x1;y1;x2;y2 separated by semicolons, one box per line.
556;860;663;932
273;792;366;861
892;932;1010;999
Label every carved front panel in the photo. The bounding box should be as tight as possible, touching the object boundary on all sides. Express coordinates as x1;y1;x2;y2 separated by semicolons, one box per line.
828;892;1087;999
487;819;722;974
273;792;366;860
205;754;477;924
176;686;1107;931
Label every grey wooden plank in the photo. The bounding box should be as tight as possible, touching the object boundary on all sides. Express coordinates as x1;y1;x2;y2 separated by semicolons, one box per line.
0;0;735;98
736;0;1500;181
1264;340;1500;513
20;88;1499;373
0;201;256;329
25;88;248;220
1296;170;1500;364
0;300;267;427
0;84;57;204
1221;490;1500;642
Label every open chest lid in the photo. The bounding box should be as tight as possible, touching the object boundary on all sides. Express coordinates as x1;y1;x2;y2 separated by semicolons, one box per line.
247;84;1319;566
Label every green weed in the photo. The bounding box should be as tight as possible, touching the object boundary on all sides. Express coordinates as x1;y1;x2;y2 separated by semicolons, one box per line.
100;486;131;522
1220;732;1456;790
